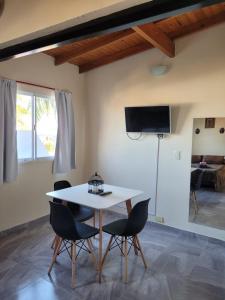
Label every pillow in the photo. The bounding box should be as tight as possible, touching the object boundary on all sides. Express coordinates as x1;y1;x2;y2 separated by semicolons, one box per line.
203;155;224;164
192;155;202;163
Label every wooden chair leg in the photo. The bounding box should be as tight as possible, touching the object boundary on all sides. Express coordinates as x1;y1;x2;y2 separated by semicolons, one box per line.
192;191;198;214
135;236;148;269
71;241;76;288
124;237;128;283
126;199;138;256
70;241;73;259
54;236;62;256
121;237;124;256
48;237;62;275
132;236;139;256
51;235;57;249
191;191;195;213
53;236;59;254
87;239;97;269
89;238;95;250
101;235;114;268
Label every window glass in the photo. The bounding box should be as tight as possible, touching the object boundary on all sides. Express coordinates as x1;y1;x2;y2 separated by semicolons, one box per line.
16;91;57;160
36;96;57;158
16;93;33;160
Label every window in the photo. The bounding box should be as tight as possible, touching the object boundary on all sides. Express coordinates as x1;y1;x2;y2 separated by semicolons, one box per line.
16;90;57;161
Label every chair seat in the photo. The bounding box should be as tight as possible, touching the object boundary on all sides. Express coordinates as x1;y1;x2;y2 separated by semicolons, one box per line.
103;219;128;236
76;222;99;239
71;206;94;222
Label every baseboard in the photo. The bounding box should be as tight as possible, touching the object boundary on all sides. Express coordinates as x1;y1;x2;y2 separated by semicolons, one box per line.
106;209;225;246
0;215;49;237
1;211;224;247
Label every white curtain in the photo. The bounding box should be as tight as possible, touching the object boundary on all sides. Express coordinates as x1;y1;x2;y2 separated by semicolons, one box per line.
53;90;75;174
0;79;18;184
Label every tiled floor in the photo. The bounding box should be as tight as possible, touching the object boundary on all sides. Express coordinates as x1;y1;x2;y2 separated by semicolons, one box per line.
0;212;225;300
189;188;225;229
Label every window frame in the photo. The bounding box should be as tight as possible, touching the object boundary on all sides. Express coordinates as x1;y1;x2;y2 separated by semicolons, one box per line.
16;90;57;162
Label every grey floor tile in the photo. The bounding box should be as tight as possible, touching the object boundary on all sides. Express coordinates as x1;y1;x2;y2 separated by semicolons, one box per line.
0;211;225;300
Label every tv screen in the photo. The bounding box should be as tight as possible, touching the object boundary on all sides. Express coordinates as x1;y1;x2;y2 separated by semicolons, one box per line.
125;106;171;133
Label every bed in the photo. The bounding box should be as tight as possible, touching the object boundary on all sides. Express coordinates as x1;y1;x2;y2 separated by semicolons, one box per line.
191;155;225;192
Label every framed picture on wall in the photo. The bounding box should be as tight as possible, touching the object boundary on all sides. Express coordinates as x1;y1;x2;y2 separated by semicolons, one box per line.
205;118;215;128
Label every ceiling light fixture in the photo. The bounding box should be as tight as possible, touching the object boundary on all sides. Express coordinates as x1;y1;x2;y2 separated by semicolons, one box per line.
150;64;169;76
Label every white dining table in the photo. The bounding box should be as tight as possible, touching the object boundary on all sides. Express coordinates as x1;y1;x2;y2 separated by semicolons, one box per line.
46;183;143;282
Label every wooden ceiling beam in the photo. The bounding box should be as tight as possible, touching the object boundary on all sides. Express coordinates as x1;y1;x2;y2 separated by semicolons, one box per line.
1;0;222;62
133;23;175;57
79;43;151;73
55;29;135;65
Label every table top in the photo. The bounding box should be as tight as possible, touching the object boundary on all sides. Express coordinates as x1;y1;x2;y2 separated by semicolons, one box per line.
46;183;143;210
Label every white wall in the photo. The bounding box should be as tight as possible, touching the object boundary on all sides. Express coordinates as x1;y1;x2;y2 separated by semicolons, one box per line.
0;0;149;46
0;53;87;231
192;118;225;156
85;23;225;241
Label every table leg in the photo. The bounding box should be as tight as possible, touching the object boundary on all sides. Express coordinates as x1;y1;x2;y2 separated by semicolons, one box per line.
93;209;99;240
98;209;103;283
125;199;132;216
126;199;139;255
93;209;96;227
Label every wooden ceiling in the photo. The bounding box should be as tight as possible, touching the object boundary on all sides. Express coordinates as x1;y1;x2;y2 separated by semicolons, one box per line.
45;2;225;73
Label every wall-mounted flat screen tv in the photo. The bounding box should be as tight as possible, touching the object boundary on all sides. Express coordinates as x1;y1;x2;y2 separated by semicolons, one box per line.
125;106;171;133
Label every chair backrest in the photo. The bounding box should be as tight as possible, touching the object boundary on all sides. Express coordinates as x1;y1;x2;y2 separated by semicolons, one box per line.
49;201;80;240
191;169;203;191
123;199;150;236
53;180;79;212
54;180;71;190
53;180;71;203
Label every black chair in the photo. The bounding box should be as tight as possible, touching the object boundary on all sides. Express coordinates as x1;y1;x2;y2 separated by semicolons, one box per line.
51;180;95;250
54;180;95;222
48;201;99;288
102;199;150;283
190;169;203;214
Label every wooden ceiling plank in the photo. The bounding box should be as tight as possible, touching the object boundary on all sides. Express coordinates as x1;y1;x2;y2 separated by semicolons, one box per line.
167;18;181;31
79;43;151;73
80;8;225;73
45;2;225;72
202;6;214;18
156;17;181;34
185;11;199;23
55;29;134;65
133;23;175;58
211;3;224;14
193;9;206;21
167;10;225;38
176;14;191;26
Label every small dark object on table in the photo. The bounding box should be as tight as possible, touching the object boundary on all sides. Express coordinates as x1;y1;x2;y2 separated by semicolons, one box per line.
99;191;112;196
